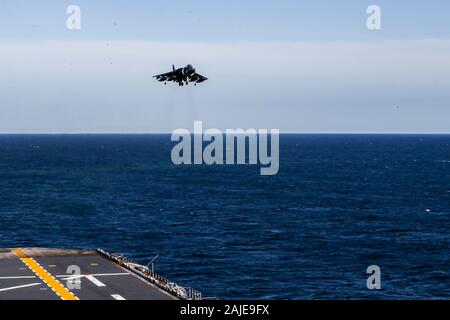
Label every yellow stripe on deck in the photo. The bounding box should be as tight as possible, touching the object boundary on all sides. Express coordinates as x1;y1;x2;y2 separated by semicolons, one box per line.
12;248;79;300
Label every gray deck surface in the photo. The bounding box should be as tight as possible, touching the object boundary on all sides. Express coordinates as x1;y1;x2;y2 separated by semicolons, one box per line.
0;248;177;300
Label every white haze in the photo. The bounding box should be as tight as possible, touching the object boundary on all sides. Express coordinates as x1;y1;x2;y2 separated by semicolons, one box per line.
0;39;449;133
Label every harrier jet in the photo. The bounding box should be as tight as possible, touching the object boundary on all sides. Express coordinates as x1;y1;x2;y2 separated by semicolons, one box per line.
153;64;208;86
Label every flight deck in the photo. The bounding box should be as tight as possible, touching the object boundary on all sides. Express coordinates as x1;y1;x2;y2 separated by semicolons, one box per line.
0;248;200;300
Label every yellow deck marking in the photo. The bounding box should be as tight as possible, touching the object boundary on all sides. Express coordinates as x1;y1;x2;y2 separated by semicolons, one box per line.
12;248;79;300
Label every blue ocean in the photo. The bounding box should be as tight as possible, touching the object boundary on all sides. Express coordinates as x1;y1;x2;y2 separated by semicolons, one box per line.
0;134;449;299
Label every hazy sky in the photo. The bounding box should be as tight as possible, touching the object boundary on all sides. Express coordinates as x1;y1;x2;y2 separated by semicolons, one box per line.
1;0;449;133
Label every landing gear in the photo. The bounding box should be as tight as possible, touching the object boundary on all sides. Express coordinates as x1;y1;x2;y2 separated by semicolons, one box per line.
164;82;167;85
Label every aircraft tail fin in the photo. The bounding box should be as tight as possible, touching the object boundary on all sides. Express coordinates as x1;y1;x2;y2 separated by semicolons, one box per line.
172;65;175;71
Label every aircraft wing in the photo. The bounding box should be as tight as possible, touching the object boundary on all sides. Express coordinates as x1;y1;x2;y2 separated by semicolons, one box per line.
189;73;208;83
153;71;177;82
